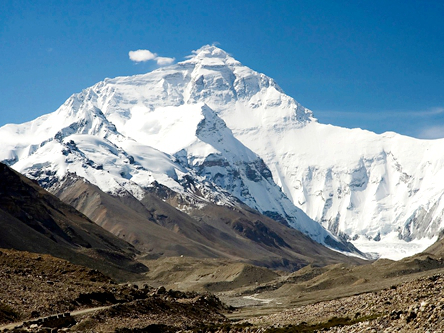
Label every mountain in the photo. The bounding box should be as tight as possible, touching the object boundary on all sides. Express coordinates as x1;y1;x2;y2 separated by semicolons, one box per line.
1;45;441;258
0;163;146;281
0;47;355;256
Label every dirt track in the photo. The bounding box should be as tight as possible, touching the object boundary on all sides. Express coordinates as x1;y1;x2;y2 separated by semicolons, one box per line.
0;306;111;331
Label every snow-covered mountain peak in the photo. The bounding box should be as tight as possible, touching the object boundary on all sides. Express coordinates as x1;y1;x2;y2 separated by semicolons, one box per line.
82;46;314;149
184;45;240;66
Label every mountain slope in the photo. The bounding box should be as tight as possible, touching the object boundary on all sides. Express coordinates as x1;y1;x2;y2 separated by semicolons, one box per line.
50;174;365;270
0;163;146;281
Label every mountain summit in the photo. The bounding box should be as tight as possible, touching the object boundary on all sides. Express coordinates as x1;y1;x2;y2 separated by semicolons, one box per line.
1;45;443;259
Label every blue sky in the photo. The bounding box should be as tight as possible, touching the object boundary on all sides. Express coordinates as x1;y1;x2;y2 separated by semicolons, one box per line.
1;0;443;138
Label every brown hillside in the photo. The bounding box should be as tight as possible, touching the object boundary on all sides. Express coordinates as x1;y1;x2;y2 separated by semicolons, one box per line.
0;163;147;281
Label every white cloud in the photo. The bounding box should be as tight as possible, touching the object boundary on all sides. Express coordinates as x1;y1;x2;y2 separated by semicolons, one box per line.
129;49;175;66
315;106;444;139
129;49;157;62
417;125;444;139
426;107;444;116
155;56;175;65
316;106;444;121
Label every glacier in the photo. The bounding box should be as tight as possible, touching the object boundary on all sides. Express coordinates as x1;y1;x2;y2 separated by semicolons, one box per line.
1;45;444;259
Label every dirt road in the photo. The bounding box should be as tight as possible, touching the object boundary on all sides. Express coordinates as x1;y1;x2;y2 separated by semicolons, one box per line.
0;305;111;331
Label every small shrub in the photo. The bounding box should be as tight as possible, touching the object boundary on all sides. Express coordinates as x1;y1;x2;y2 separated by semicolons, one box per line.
0;302;20;324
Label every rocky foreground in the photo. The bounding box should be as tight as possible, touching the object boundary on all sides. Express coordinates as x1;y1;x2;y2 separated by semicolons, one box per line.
0;249;227;332
3;248;444;332
245;273;444;332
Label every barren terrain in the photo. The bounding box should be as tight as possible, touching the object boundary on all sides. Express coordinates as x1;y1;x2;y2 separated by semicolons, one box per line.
3;247;444;332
